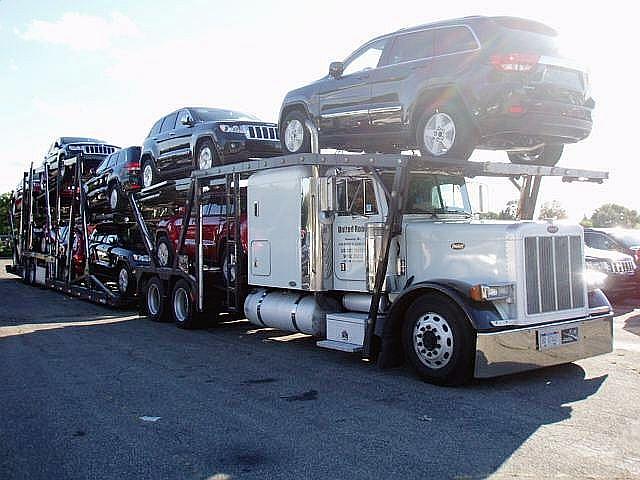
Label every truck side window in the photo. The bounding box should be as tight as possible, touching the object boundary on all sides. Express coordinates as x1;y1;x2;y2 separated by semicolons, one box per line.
337;179;378;216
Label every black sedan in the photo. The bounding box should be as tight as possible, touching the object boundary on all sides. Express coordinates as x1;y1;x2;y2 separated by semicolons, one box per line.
140;108;281;188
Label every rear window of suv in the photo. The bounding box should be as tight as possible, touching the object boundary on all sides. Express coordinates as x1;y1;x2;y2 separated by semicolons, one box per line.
435;26;479;56
387;29;435;64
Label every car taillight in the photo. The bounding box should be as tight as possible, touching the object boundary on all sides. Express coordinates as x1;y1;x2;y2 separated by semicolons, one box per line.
126;162;140;171
490;53;540;72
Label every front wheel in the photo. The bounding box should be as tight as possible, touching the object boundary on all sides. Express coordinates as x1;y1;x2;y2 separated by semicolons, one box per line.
416;104;474;160
196;139;218;170
109;184;124;211
508;144;564;166
117;264;132;295
156;236;175;268
281;110;311;154
402;295;475;386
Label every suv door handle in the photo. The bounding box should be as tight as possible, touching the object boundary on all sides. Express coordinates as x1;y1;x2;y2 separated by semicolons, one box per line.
168;132;176;136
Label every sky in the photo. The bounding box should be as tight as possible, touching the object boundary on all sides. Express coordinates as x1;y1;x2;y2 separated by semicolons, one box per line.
0;0;636;220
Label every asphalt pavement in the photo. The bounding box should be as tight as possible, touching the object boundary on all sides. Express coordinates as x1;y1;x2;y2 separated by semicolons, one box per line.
0;259;639;479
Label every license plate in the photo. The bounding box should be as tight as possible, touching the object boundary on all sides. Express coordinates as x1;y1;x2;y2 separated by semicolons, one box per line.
537;324;580;351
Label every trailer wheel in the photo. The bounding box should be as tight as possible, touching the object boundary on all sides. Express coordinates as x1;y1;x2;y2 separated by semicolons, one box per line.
171;279;201;329
402;294;475;386
144;277;169;322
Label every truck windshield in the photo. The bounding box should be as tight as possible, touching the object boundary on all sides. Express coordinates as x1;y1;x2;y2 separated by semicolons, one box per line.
383;173;471;215
193;108;260;122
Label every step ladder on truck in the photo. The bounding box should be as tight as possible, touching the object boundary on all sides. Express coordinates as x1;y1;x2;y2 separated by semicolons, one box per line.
128;123;613;386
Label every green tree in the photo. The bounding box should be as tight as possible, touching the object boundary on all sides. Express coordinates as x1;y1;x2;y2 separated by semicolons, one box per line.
538;200;568;220
591;203;639;228
0;192;11;235
580;215;593;227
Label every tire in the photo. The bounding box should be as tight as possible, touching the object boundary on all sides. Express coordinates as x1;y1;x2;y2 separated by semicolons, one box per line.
281;110;312;154
117;264;132;295
195;139;218;171
108;183;124;211
402;294;475;386
22;259;32;285
171;279;202;329
144;277;170;322
156;235;175;268
508;144;564;167
416;103;474;160
222;246;237;286
141;157;158;188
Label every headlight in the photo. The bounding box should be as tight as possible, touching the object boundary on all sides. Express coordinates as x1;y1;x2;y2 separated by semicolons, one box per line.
470;283;515;302
219;124;245;134
133;254;150;263
586;259;612;273
68;145;84;151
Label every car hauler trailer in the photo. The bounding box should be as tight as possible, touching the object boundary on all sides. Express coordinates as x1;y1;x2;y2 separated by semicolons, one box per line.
128;145;613;385
6;154;135;306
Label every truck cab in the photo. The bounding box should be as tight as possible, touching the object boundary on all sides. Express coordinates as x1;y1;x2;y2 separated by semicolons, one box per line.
243;164;613;385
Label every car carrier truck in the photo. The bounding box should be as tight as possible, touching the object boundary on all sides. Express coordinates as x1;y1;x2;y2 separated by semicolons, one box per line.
126;137;613;385
7;136;614;385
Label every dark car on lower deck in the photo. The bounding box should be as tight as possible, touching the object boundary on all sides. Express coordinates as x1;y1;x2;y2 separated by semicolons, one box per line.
279;16;593;166
140;107;281;188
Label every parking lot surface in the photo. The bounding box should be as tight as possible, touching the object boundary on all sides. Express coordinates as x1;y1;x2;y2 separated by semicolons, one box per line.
0;259;639;480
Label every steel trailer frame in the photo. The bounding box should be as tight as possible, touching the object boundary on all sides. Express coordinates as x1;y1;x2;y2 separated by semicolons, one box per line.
6;153;133;307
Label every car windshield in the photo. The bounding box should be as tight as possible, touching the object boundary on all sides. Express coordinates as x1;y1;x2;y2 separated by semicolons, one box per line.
192;108;260;122
382;173;472;215
606;230;640;248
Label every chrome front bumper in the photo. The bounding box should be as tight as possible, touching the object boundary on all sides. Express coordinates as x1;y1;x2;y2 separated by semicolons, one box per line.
474;313;613;378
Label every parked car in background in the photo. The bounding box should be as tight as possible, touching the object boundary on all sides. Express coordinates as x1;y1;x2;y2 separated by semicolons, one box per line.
154;189;247;278
140;108;281;188
44;137;120;173
279;16;593;165
584;245;638;297
584;228;640;265
85;146;142;212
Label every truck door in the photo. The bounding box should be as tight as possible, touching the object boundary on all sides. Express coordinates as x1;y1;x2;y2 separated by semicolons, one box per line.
333;178;382;287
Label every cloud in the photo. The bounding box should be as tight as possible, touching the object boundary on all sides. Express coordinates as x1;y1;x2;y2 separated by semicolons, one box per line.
8;59;18;71
18;12;139;52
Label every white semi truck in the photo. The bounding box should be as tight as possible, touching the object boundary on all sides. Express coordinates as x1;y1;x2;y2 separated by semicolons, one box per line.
130;152;613;386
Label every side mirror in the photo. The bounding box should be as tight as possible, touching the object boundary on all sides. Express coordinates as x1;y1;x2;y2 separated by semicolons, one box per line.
180;117;194;127
319;177;336;212
329;61;344;78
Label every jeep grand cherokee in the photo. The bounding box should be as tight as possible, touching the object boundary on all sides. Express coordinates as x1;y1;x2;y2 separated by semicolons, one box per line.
279;16;593;166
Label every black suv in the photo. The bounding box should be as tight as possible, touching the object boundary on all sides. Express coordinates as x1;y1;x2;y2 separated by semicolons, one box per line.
584;228;640;266
140;107;281;188
44;137;120;173
279;16;593;165
86;146;142;211
88;224;150;296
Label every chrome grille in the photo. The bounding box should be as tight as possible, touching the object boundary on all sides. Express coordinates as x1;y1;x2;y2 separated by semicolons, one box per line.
524;235;585;315
245;125;279;141
82;144;116;155
612;260;635;273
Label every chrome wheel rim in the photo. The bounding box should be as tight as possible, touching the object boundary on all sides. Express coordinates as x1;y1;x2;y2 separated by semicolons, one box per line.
173;287;190;323
147;283;160;316
284;119;304;152
423;112;455;156
198;146;213;170
157;242;169;267
143;164;153;188
118;268;129;293
110;188;118;210
413;311;454;369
